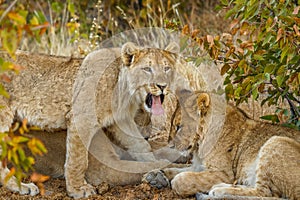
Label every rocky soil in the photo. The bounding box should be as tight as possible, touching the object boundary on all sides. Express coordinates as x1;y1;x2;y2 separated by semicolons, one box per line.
0;178;196;200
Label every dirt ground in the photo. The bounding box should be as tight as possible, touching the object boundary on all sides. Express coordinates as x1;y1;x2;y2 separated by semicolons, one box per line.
0;178;195;200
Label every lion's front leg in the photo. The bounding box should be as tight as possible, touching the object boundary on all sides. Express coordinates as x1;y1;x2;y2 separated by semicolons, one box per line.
114;123;157;161
143;163;196;189
171;170;231;196
126;138;156;161
65;123;96;199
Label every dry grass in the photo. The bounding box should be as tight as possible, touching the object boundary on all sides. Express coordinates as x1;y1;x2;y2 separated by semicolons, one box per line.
18;0;229;57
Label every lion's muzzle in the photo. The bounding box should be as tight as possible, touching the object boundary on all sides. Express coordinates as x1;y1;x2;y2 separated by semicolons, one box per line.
145;93;165;115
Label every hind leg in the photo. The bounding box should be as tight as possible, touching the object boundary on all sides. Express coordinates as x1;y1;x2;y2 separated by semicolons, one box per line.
209;136;300;199
0;98;38;195
0;163;39;195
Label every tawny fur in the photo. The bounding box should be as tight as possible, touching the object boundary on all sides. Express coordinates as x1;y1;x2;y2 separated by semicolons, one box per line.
0;43;191;198
144;93;300;200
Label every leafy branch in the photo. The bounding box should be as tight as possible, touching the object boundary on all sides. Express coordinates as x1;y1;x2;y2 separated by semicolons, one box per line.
0;1;51;189
182;0;300;128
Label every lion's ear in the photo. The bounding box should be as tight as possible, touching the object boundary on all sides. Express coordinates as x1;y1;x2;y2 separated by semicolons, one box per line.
196;92;210;116
165;42;179;53
121;42;139;66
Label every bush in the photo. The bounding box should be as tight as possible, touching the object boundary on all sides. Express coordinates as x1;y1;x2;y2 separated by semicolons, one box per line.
188;0;300;129
0;0;49;188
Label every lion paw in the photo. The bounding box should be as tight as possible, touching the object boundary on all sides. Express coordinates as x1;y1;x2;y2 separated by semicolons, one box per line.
209;188;228;197
67;184;96;199
20;183;39;196
208;183;233;197
195;193;210;200
7;182;39;196
142;169;170;189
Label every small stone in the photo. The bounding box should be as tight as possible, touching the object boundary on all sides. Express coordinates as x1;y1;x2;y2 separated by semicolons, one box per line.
96;182;110;195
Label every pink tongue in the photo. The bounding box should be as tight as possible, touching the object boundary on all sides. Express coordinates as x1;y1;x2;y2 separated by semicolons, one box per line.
151;96;164;115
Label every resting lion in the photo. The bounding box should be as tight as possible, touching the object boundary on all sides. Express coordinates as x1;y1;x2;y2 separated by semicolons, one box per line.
144;91;300;200
0;42;193;198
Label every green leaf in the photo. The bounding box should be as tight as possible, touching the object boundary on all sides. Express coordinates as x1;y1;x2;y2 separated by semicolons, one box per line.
238;59;246;68
33;10;47;23
225;83;234;100
35;140;47;154
14;136;30;143
252;85;259;100
29;15;39;25
68;0;75;16
220;0;229;6
0;141;7;160
221;64;231;75
14;171;23;187
276;75;285;86
282;123;300;130
253;54;264;60
264;73;270;81
27;156;35;165
51;2;63;13
245;82;252;95
262;32;273;46
0;60;13;73
224;75;231;85
260;114;280;123
280;45;290;62
0;29;18;58
265;17;273;32
225;7;237;19
12;151;19;165
8;12;26;25
244;2;259;20
264;64;275;73
0;84;10;98
234;86;243;99
277;65;285;75
17;148;26;162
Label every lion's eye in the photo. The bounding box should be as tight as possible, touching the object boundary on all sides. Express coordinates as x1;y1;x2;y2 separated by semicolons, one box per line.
164;66;171;72
142;67;152;73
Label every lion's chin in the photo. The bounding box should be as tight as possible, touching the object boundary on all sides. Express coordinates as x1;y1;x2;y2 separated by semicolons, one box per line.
145;93;165;115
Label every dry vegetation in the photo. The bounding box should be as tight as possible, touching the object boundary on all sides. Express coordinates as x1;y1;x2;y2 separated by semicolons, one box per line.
17;0;229;57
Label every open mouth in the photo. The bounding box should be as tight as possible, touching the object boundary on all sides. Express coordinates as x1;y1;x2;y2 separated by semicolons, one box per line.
145;93;165;115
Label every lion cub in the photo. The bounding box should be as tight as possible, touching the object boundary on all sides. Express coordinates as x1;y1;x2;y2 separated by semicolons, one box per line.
0;42;189;198
144;92;300;200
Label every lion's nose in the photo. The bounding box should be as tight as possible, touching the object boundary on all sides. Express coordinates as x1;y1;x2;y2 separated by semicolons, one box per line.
156;83;167;91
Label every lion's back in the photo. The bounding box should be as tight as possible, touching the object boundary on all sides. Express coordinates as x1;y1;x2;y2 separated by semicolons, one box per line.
209;105;300;197
1;52;83;129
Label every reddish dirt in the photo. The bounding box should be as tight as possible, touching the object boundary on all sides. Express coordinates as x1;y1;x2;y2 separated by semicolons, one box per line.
0;178;195;200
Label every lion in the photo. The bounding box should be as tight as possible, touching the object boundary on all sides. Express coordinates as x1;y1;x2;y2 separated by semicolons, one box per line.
143;91;300;200
0;42;194;198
